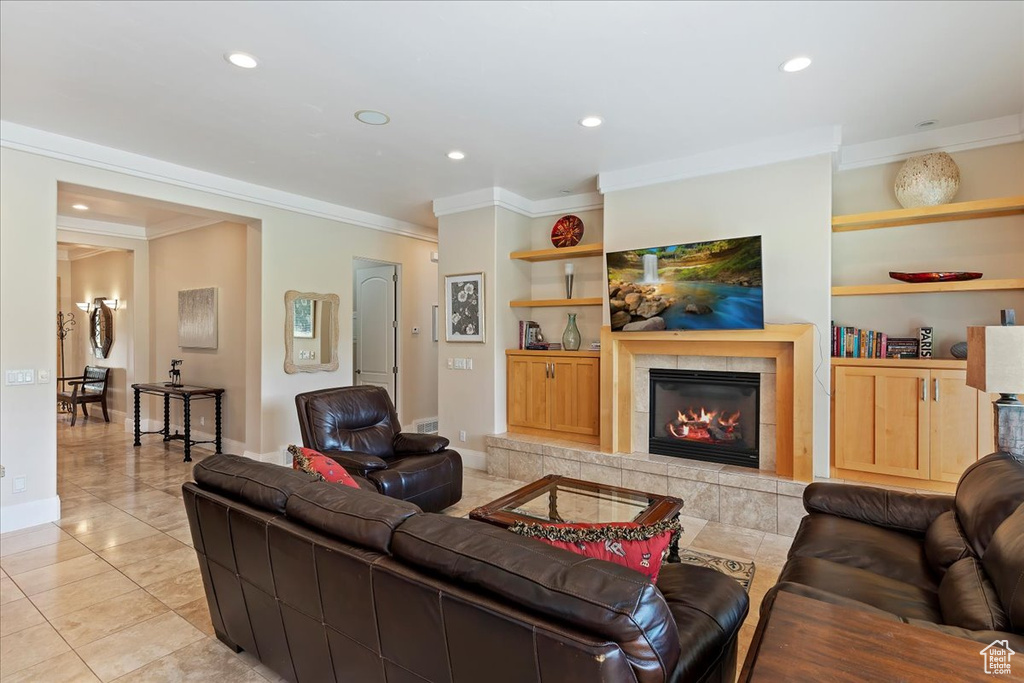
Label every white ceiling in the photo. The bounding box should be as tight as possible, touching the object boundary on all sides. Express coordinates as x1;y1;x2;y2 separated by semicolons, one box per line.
2;1;1022;228
58;185;205;227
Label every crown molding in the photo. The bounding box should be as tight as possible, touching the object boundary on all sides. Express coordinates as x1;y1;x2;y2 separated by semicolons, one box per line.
598;125;842;194
1;121;437;243
147;214;224;240
837;114;1024;171
433;187;603;219
57;215;148;240
57;249;69;261
67;246;116;261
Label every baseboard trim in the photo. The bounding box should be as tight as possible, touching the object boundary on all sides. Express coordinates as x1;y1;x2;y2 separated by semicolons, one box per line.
126;419;246;456
459;448;487;471
1;495;62;533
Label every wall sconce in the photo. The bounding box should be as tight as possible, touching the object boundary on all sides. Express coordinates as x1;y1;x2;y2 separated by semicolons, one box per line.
102;298;119;310
76;302;91;312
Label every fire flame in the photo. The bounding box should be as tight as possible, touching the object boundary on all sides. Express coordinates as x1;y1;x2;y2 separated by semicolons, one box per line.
666;407;743;443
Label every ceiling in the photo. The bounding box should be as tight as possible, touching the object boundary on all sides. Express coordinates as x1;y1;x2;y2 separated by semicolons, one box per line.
58;186;204;227
2;1;1022;228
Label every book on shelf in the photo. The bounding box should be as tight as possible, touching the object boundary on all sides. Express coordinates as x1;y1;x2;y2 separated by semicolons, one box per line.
885;337;920;359
830;323;889;359
526;342;561;351
518;320;541;349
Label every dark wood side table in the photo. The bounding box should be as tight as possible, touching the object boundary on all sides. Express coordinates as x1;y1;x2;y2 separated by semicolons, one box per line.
740;591;995;682
469;474;685;562
132;383;224;462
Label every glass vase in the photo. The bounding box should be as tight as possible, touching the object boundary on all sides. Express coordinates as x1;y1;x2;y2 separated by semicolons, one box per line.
562;313;582;351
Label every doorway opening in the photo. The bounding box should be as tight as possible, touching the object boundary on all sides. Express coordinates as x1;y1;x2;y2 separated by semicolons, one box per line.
353;258;400;415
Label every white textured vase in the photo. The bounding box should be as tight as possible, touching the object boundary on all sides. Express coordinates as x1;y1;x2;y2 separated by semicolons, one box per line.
894;152;960;208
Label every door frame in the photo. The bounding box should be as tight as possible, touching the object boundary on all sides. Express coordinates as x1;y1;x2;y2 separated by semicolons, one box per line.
353;257;402;420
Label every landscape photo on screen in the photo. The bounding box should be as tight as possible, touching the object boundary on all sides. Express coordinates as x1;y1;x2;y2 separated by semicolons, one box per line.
606;235;764;331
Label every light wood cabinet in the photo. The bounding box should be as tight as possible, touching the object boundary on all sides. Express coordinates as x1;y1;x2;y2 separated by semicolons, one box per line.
833;361;997;486
507;351;600;443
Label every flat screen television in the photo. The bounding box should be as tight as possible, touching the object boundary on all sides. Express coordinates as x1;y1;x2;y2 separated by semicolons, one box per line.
606;235;764;332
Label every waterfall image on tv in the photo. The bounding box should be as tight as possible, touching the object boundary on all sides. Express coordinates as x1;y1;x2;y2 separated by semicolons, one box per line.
606;235;764;332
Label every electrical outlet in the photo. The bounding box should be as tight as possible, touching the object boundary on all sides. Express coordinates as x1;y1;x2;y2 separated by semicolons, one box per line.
466;358;473;370
459;430;467;442
37;370;50;383
447;358;454;369
13;476;26;493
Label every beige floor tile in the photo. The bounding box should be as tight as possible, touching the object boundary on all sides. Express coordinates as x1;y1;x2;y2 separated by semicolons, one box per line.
120;547;198;587
113;637;265;682
0;538;93;576
74;519;162;553
754;533;793;567
0;525;71;557
735;623;758;674
28;570;137;620
0;622;71;678
164;522;195;548
137;509;189;532
58;511;139;538
675;515;708;548
10;553;113;596
0;649;100;683
76;611;205;681
0;523;58;540
175;597;215;637
690;522;765;560
144;568;206;609
97;533;186;569
50;588;169;648
0;598;45;637
0;577;25;606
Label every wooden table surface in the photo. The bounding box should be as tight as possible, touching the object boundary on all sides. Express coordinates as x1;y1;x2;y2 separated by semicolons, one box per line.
740;592;995;682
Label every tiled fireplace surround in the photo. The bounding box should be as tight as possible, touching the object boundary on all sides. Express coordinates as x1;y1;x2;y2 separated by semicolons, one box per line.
486;354;808;536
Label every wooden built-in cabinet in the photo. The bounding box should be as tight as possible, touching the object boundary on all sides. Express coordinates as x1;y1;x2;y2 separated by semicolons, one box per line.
832;359;995;488
507;350;600;443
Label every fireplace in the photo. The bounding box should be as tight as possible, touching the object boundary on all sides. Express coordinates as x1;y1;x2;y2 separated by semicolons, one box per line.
648;368;760;468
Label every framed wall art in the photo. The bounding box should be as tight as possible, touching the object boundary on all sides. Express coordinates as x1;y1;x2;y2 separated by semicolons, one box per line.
178;287;218;349
444;273;484;343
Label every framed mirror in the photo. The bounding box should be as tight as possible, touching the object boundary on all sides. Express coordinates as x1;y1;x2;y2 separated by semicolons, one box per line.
90;298;113;359
284;290;340;374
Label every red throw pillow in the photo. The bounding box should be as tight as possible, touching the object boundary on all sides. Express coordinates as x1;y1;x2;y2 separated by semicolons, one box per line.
508;519;680;582
288;445;359;489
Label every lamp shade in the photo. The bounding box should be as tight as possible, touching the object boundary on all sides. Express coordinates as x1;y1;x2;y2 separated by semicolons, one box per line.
966;326;1024;394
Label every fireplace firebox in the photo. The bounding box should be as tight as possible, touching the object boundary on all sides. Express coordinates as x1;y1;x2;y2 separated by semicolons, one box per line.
648;368;759;468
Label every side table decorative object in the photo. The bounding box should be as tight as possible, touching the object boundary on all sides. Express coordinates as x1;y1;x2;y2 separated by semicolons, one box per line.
894;152;960;208
562;313;582;351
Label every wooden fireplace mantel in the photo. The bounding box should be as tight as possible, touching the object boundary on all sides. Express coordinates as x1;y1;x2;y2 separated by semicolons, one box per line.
600;323;815;481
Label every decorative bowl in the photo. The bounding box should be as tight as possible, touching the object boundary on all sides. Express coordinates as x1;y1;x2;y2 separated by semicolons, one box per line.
889;271;982;283
551;215;584;248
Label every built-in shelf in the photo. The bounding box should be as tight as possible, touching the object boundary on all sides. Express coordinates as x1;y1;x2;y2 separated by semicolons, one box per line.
509;297;603;308
831;196;1024;232
831;357;967;370
509;243;604;262
506;349;601;358
832;278;1024;297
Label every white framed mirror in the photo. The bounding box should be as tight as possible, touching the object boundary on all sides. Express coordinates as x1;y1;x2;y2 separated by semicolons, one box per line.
284;290;340;374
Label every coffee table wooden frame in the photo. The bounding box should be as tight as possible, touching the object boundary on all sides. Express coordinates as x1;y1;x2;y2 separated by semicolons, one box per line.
469;474;685;562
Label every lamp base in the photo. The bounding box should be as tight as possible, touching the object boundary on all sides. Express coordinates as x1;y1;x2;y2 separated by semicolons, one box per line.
994;394;1023;460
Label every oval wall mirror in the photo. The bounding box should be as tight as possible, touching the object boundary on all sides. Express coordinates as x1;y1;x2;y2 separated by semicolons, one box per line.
90;298;113;359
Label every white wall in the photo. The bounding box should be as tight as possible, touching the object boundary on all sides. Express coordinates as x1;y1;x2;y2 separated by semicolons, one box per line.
833;142;1024;354
0;145;439;531
603;154;834;476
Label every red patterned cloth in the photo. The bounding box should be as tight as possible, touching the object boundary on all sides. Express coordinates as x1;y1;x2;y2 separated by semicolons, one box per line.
288;445;359;488
509;519;679;582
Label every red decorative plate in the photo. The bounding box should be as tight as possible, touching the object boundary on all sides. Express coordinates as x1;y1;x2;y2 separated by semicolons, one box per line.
889;271;982;283
551;214;585;248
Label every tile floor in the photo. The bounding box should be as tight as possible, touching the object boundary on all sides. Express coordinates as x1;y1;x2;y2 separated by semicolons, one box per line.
0;419;792;681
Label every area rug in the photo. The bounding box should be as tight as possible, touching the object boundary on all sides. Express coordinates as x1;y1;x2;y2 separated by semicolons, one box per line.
675;549;755;592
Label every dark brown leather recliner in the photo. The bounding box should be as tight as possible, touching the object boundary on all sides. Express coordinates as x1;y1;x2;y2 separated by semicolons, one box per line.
295;386;462;513
749;451;1024;662
183;454;750;683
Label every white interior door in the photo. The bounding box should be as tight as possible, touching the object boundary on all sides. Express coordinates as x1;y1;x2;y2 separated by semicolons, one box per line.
354;264;397;402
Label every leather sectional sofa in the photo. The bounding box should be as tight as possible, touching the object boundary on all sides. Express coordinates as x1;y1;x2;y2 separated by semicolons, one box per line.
183;454;749;683
748;451;1024;665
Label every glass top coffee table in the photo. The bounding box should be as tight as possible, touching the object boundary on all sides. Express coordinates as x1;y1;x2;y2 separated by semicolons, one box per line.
469;474;685;562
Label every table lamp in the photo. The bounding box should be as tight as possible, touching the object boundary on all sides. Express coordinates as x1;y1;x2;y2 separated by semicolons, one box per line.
966;324;1024;459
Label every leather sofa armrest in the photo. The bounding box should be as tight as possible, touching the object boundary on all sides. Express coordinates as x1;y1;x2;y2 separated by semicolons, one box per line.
803;482;954;534
320;449;389;473
393;432;450;455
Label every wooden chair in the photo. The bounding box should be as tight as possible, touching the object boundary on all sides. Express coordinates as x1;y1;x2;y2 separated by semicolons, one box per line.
58;366;110;426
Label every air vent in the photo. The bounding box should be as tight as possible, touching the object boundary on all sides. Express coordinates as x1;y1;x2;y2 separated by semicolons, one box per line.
414;418;439;435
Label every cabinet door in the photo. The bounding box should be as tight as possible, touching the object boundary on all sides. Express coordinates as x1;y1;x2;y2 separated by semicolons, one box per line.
549;358;600;436
930;370;984;483
507;356;551;429
835;367;930;479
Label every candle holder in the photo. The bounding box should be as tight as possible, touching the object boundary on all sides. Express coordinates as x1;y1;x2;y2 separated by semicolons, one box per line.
565;273;574;299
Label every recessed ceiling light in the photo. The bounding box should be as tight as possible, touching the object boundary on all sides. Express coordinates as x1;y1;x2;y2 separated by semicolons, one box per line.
225;52;259;69
354;110;390;126
915;119;938;129
780;56;812;73
560;190;572;195
579;116;603;128
446;151;465;160
71;203;89;211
